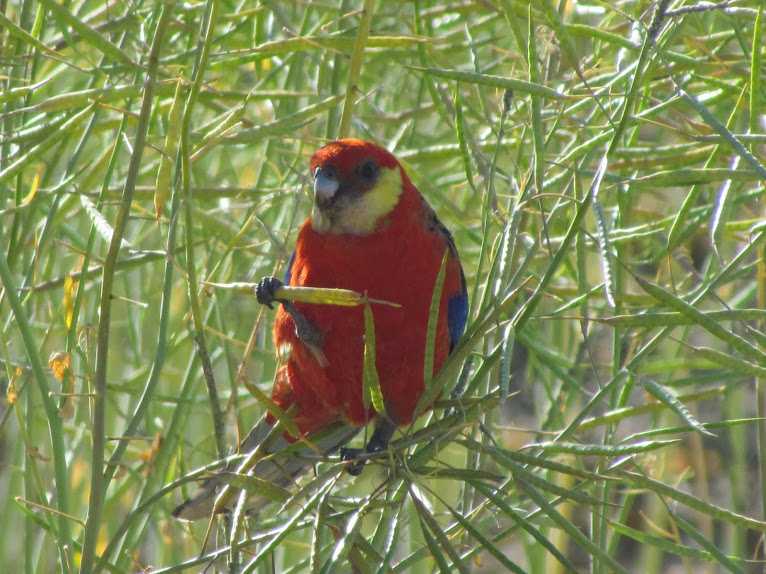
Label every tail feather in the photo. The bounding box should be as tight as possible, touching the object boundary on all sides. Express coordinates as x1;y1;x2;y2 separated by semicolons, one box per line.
172;416;358;521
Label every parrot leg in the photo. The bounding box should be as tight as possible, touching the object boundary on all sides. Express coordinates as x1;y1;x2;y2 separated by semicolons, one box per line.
340;417;397;476
256;276;324;353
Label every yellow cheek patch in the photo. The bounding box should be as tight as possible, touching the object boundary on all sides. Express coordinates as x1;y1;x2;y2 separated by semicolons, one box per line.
311;207;330;233
335;166;403;235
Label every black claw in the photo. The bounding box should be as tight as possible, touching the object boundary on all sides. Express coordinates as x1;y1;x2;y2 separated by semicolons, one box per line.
256;276;284;309
340;447;365;476
339;419;396;476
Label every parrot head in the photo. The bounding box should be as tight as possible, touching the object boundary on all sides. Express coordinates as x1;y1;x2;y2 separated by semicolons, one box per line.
309;139;405;235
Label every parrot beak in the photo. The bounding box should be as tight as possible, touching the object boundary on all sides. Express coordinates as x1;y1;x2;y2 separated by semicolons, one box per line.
313;166;340;204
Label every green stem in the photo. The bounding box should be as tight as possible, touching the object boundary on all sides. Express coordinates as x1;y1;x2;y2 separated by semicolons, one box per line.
337;0;374;137
181;0;226;460
0;250;71;560
79;5;173;573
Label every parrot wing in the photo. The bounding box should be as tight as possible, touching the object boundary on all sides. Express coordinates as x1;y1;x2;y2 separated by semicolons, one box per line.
425;206;468;352
172;416;358;521
283;250;296;284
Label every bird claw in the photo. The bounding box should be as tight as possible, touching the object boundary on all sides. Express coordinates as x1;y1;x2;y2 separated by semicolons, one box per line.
256;276;284;309
257;276;326;362
340;447;366;476
339;419;394;476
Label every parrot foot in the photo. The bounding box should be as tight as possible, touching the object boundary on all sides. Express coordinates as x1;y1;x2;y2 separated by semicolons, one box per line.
339;447;366;476
256;276;324;355
255;276;284;309
340;418;397;476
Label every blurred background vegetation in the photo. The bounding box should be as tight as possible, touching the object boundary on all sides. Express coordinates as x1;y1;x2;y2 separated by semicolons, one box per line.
1;0;766;572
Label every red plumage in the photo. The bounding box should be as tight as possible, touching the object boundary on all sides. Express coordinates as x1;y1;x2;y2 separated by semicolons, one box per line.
171;140;467;520
270;139;466;436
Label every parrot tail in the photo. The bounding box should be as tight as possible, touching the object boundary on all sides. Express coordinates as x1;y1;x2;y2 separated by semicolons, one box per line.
172;415;359;521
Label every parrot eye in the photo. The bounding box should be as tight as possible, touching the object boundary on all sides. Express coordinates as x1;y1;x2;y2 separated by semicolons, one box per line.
359;160;378;181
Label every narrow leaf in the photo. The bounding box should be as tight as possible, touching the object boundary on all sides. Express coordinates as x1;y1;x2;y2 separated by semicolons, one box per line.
634;274;766;366
408;65;566;99
527;439;681;456
362;302;386;415
415;249;449;417
641;378;715;437
154;79;184;219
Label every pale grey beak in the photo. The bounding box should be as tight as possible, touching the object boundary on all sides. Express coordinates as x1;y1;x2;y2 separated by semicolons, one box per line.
314;167;339;202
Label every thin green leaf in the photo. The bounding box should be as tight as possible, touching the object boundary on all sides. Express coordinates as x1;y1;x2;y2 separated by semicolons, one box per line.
453;86;476;193
216;472;291;503
415;248;449;418
527;439;681;456
510;462;630;574
687;345;766;379
409;486;470;574
618;470;766;531
435;491;526;574
362;302;386;415
621;418;763;443
676;83;766;180
37;0;140;70
671;512;744;574
338;0;374;137
241;474;339;573
593;200;616;307
608;520;730;563
0;104;94;185
579;386;727;431
469;480;579;573
220;95;345;144
641;378;715;437
319;495;374;574
633;274;766;367
514;154;608;330
408;65;566;99
750;6;763;134
595;308;766;328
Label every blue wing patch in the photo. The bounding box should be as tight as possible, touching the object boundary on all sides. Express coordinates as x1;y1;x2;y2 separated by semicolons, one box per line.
283;251;296;284
421;198;468;353
447;272;468;353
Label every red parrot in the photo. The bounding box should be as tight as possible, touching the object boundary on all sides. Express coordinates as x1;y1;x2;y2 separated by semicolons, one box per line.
174;139;467;520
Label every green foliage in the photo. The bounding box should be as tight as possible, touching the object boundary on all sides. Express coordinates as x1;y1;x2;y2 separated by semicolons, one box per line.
1;1;765;572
